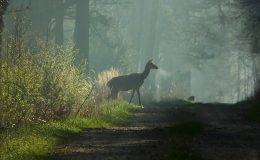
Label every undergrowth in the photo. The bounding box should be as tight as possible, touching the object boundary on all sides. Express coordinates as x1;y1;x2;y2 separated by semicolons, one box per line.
0;100;136;160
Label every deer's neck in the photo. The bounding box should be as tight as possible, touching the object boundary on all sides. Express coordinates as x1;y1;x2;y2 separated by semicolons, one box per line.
141;66;150;80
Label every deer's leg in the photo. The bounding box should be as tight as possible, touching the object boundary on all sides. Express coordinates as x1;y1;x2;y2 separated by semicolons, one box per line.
137;89;141;106
129;89;135;104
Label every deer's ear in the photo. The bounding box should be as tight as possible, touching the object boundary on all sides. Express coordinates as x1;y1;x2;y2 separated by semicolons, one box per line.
148;59;153;63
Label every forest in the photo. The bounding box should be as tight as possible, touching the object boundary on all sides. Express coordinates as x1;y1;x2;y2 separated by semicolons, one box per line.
0;0;260;160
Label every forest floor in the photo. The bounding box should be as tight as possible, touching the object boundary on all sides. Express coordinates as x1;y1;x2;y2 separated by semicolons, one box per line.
50;101;260;160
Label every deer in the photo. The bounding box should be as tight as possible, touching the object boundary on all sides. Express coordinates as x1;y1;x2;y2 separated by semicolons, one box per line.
107;59;158;106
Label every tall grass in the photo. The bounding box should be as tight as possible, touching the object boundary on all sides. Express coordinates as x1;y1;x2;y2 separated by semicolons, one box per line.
94;67;120;103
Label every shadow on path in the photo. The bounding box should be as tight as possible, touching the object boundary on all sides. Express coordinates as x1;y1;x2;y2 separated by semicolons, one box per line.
50;102;260;160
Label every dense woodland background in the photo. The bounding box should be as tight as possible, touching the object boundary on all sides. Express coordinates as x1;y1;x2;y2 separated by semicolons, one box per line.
0;0;259;127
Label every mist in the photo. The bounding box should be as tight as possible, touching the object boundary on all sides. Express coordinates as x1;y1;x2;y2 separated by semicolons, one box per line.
2;0;259;104
85;0;258;103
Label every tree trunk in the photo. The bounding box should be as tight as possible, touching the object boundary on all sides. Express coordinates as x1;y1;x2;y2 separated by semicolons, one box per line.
0;0;9;102
74;0;90;72
31;0;52;40
237;52;241;101
54;1;64;45
251;36;260;101
0;0;9;47
138;0;159;72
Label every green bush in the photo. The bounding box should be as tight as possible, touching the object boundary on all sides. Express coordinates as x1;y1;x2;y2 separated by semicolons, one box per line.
0;35;92;127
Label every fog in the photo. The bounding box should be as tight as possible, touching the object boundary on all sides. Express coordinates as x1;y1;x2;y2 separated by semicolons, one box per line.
4;0;260;103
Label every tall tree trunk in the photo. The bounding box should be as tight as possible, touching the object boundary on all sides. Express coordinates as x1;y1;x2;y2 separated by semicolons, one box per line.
74;0;89;72
237;53;241;101
54;0;64;45
31;0;52;41
250;35;260;101
140;0;159;91
135;0;145;72
0;0;9;102
0;0;9;47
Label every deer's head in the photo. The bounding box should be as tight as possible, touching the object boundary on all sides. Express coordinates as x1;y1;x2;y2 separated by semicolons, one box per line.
147;59;158;69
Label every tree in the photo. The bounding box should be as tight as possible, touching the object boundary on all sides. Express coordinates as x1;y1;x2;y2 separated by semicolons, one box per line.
238;0;260;101
74;0;90;71
0;0;9;45
53;0;65;45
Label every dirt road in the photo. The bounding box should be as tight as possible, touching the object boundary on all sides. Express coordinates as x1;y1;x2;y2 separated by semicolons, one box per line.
50;102;260;160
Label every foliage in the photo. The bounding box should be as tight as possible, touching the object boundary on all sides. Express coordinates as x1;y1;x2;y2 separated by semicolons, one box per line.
90;26;135;73
76;67;121;116
0;100;134;160
0;32;92;126
89;1;137;73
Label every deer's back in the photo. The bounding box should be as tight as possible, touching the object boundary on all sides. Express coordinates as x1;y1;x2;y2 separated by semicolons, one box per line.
107;73;144;91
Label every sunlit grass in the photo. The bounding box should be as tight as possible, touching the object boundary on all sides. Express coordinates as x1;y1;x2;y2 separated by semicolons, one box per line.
167;121;205;160
0;100;136;160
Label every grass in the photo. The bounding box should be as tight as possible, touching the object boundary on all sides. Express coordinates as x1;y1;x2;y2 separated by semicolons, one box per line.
167;121;205;160
0;100;136;160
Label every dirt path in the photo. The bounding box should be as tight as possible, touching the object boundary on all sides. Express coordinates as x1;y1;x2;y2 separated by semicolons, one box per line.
50;103;260;160
50;105;179;160
193;104;260;160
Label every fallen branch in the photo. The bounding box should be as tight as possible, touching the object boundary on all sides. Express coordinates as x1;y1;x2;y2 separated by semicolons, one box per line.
75;85;95;117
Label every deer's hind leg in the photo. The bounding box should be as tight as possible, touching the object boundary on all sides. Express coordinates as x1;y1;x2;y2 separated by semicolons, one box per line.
129;89;135;104
110;88;119;99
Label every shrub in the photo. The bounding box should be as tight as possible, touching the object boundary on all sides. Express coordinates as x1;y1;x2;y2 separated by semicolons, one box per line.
0;37;92;127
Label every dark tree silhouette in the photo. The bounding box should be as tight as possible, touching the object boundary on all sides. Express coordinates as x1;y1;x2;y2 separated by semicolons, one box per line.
239;0;260;101
74;0;90;71
0;0;9;45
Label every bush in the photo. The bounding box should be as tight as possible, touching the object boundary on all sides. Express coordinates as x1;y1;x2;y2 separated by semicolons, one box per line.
0;36;92;127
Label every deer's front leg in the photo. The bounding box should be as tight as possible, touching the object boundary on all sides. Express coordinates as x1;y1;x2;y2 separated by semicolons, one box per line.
137;89;141;106
129;89;135;104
